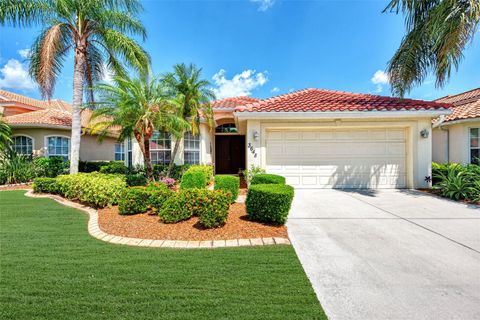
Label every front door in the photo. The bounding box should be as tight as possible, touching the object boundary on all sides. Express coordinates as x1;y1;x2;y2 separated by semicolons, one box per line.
215;135;246;174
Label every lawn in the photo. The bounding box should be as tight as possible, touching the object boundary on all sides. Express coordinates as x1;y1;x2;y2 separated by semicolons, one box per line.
0;190;326;320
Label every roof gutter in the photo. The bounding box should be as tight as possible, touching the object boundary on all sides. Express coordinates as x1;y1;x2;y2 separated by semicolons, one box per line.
234;109;451;120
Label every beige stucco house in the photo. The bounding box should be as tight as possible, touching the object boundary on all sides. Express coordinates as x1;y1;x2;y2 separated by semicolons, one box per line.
0;90;120;162
432;88;480;165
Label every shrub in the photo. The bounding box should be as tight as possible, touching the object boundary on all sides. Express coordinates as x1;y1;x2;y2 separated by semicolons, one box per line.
246;184;294;225
432;162;480;202
153;164;190;180
180;170;207;189
214;175;239;203
250;173;285;185
33;156;68;178
118;187;151;214
99;161;127;174
126;173;147;187
158;193;193;223
159;177;176;189
32;177;59;194
188;165;213;182
197;190;230;228
243;165;265;184
147;188;174;213
79;161;110;173
0;150;34;184
56;173;126;207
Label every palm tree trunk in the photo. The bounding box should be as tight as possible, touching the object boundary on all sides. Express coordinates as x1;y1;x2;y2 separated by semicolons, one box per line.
167;135;182;178
69;52;85;174
143;138;154;181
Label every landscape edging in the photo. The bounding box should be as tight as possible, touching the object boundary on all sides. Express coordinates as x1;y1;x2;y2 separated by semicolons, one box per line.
23;190;290;248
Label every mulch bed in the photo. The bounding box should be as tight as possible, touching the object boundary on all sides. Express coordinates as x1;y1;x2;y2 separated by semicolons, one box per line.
98;202;288;241
0;184;32;191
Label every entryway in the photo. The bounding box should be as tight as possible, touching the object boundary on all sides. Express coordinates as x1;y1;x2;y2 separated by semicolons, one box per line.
214;135;246;174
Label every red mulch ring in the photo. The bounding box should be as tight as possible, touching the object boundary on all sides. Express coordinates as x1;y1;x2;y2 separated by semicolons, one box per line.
98;203;288;241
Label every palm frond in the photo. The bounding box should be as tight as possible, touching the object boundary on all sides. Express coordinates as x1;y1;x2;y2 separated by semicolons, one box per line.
0;0;53;27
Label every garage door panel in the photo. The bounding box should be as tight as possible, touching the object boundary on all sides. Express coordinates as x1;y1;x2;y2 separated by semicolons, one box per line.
265;128;407;189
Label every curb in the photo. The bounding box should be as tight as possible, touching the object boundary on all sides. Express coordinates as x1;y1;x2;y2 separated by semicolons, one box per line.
23;190;290;249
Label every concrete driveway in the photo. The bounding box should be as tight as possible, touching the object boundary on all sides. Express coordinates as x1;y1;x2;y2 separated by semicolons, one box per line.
287;189;480;320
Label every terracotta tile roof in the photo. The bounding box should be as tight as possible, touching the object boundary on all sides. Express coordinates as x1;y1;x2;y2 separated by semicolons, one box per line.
0;89;71;111
434;88;480;123
234;88;451;113
212;96;261;109
4;109;74;127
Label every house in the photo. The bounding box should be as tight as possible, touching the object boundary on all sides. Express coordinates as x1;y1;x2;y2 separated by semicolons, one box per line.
0;90;121;162
432;88;480;165
132;88;451;189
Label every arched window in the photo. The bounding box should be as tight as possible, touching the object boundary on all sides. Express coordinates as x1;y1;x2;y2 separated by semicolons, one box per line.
12;135;33;155
215;123;237;133
150;131;171;164
184;132;200;164
46;136;70;159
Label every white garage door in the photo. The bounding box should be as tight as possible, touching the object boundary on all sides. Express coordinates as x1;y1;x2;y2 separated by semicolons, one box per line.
266;128;407;188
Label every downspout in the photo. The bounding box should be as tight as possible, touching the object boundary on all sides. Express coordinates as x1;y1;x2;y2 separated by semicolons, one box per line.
435;115;449;163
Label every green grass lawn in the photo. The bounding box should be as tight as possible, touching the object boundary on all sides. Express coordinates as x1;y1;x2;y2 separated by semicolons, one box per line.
0;190;326;320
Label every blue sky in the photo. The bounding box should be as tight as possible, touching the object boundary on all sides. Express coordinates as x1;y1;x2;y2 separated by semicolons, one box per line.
0;0;478;102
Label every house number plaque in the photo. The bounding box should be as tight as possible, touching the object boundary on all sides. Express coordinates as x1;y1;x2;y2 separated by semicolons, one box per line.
247;143;257;158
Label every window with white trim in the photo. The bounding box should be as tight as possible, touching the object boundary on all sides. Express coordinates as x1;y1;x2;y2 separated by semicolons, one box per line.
115;142;125;161
184;132;200;164
470;128;479;165
150;131;171;164
12;135;33;155
47;136;70;159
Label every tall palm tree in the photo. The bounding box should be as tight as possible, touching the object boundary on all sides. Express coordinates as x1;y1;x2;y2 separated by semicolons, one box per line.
384;0;479;97
0;115;12;152
0;0;150;173
89;76;189;180
161;63;215;177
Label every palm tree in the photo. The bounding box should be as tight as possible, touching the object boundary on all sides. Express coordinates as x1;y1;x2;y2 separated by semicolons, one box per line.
384;0;479;97
0;0;150;173
161;63;215;177
89;76;189;180
0;115;12;152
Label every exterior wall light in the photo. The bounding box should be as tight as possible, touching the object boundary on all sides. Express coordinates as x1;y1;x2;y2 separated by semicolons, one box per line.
253;131;259;141
420;129;429;138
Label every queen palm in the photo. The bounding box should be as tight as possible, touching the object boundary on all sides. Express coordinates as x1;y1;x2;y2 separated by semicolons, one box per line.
161;63;215;177
0;115;12;152
89;76;189;180
0;0;150;173
384;0;480;97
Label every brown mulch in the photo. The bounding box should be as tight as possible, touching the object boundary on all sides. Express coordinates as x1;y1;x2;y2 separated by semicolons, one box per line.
0;184;32;191
98;202;288;241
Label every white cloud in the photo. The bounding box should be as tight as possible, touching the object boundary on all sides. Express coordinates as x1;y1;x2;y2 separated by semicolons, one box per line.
271;87;280;93
17;48;31;59
0;59;36;90
212;69;268;99
371;70;390;93
250;0;275;11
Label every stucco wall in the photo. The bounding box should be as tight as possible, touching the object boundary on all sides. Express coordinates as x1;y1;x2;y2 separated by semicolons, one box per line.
11;127;117;161
245;118;434;189
432;120;480;164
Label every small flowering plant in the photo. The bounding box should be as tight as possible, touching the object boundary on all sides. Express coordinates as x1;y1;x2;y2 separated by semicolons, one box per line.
159;177;176;189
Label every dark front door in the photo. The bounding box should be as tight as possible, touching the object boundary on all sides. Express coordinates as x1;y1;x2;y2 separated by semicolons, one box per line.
215;135;246;174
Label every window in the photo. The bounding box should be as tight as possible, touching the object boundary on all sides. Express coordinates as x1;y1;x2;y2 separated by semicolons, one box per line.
115;142;125;161
47;136;70;159
150;131;171;164
127;137;133;167
12;135;33;155
215;123;237;133
184;132;200;164
470;128;480;165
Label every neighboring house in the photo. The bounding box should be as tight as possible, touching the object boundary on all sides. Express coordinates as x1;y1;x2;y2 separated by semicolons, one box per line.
432;88;480;165
0;90;121;162
132;88;451;189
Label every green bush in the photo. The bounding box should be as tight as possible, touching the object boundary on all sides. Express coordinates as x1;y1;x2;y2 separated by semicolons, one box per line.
56;173;126;207
180;170;207;189
197;190;230;228
32;177;59;194
246;184;294;225
188;165;213;182
33;156;68;178
214;175;239;203
250;173;286;185
153;164;190;180
433;163;480;202
148;188;174;213
243;165;265;184
126;173;147;187
99;161;127;174
119;187;151;214
0;150;34;184
158;193;193;223
79;161;110;173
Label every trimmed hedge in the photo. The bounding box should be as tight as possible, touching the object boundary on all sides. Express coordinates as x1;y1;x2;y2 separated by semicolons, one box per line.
250;174;286;185
246;184;294;225
158;189;230;227
99;161;127;174
188;165;213;182
126;173;147;187
55;173;126;207
214;175;239;203
33;177;59;194
119;187;151;215
79;161;110;173
180;170;207;189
